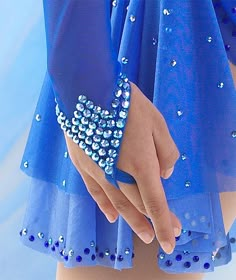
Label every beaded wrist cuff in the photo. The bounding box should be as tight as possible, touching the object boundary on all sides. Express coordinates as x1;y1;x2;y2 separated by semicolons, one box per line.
55;72;132;183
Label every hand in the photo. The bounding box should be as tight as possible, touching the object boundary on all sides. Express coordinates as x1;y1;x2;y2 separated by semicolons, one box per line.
64;82;181;254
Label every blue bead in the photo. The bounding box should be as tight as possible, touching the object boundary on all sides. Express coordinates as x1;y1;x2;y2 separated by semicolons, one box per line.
175;236;180;241
99;252;104;258
29;235;35;242
184;261;191;268
76;255;82;262
55;241;59;247
51;246;56;251
44;241;49;248
165;260;172;267
132;253;135;259
176;254;182;261
84;248;90;255
193;256;199;262
64;255;69;261
230;237;236;243
91;254;96;261
204;262;210;269
110;254;116;261
118;255;124;262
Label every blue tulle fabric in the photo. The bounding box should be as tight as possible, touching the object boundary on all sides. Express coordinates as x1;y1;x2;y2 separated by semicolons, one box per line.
20;0;236;273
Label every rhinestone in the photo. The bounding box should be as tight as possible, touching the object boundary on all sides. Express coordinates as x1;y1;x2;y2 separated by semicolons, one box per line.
84;248;90;255
93;135;101;142
57;116;62;124
74;111;82;119
110;109;117;118
114;130;123;138
37;232;44;239
66;130;73;138
98;148;106;156
171;60;177;67
204;263;210;269
81;117;89;125
116;119;125;128
65;119;71;128
23;161;28;168
111;139;120;147
85;137;92;145
107;120;115;127
185;181;191;188
159;253;165;260
86;100;94;109
119;110;127;118
96;127;103;135
108;149;117;158
61;124;67;131
78;123;86;131
98;119;106;127
64;152;68;158
122;90;130;99
91;113;99;122
83;109;91;118
35;114;41;121
129;15;136;22
183;250;190;255
71;117;79;125
181;153;187;160
85;147;92;156
78;95;87;103
225;44;231;51
89;122;96;129
93;106;102;114
177;110;183;117
98;159;106;168
92;143;100;150
184;261;191;268
73;135;79;144
76;103;85;111
104;130;112;138
48;238;53;245
122;100;129;109
101;139;109;147
101;110;109;119
59;112;66;120
231;131;236;138
193;256;200;262
124;248;130;255
22;228;27;235
90;241;95;247
212;254;215;261
76;255;82;262
86;129;94;137
165;260;172;267
68;250;74;257
79;141;86;149
152;37;157;45
112;0;117;7
55;104;60;115
217;82;224;88
112;99;120;108
105;166;114;175
59;236;64;243
105;249;110;256
163;9;171;15
106;157;114;166
121;57;128;64
91;153;99;161
207;36;213;43
78;131;86;139
71;125;78;134
115;88;122;97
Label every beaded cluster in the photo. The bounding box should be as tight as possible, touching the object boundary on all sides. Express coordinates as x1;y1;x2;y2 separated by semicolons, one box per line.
55;72;131;178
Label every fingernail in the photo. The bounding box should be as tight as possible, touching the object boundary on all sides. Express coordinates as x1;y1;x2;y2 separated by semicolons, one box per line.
161;242;174;254
138;232;154;244
105;214;117;223
174;227;181;237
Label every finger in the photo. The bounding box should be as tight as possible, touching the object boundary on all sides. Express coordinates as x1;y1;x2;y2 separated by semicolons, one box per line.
135;140;178;254
152;111;180;171
160;166;174;179
97;178;155;244
80;171;119;223
170;211;182;237
119;181;148;216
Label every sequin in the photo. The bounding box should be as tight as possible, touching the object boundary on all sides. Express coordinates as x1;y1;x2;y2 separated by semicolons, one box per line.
90;241;95;247
111;139;120;148
129;15;136;22
231;131;236;138
152;38;157;45
159;253;165;260
101;139;109;147
112;0;117;7
171;60;177;67
225;44;231;51
64;255;69;261
114;130;123;138
165;27;172;33
121;57;128;64
64;152;68;158
62;180;66;187
185;181;191;188
104;130;112;138
68;250;74;257
124;248;130;255
105;249;110;256
23;161;28;168
108;149;117;158
207;36;213;43
35;114;41;121
116;119;125;128
86;100;94;110
76;103;85;111
59;235;64;243
105;166;114;175
163;9;171;15
48;238;53;245
107;120;115;128
217;82;224;88
37;232;44;239
177;110;183;117
55;241;59;247
22;228;27;235
44;241;49;248
181;153;187;160
98;159;106;168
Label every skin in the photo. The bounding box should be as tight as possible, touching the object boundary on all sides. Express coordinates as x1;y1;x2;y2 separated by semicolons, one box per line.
56;61;236;280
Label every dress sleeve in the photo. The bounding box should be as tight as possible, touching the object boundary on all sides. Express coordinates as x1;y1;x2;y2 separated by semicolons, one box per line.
43;0;135;186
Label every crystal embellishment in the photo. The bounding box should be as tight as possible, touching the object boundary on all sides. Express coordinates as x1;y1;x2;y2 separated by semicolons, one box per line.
55;73;131;178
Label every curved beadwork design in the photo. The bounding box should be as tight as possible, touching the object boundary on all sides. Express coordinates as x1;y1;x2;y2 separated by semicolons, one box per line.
55;72;131;180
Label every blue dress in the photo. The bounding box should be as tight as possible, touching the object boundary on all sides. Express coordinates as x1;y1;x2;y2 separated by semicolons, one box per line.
19;0;236;273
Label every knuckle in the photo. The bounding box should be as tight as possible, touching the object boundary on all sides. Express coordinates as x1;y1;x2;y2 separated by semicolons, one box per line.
87;185;103;198
113;198;130;213
147;200;166;218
